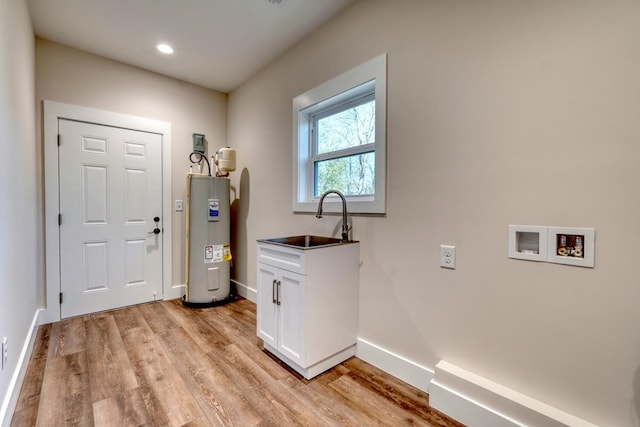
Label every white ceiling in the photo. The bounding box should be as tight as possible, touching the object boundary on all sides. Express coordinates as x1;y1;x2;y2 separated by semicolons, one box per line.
27;0;354;93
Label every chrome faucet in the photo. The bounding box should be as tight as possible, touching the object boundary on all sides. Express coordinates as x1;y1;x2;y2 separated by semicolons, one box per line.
316;190;350;242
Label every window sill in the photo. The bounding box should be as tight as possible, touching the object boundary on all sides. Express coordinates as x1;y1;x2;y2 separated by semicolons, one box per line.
292;198;385;215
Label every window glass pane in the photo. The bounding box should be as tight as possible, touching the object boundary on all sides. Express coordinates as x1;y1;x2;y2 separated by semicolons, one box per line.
314;152;375;197
316;99;375;155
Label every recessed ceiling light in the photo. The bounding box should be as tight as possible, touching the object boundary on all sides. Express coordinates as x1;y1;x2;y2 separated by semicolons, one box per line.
156;44;174;54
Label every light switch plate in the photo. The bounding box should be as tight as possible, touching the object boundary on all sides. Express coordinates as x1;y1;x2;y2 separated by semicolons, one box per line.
175;200;184;212
440;245;456;269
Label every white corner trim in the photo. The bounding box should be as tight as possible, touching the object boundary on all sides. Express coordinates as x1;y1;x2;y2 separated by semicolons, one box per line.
232;280;256;303
0;309;43;427
428;361;599;427
42;100;172;324
356;337;434;392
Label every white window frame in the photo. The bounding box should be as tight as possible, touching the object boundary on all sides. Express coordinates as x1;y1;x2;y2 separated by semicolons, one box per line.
292;53;387;214
310;92;376;197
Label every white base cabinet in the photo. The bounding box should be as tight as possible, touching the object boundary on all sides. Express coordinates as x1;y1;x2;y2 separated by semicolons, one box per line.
256;240;359;379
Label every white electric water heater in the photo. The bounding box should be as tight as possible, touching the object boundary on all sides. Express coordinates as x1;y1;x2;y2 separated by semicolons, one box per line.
183;174;233;307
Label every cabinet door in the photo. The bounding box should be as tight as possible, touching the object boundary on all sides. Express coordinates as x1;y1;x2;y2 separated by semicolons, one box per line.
257;263;278;348
278;270;305;365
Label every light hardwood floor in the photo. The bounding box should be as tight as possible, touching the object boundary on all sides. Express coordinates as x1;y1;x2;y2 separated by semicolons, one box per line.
10;297;464;426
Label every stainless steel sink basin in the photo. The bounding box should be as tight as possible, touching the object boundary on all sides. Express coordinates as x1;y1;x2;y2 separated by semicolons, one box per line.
259;235;354;249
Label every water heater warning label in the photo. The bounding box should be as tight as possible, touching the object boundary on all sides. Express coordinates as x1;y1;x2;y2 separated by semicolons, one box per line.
208;199;219;221
204;245;223;263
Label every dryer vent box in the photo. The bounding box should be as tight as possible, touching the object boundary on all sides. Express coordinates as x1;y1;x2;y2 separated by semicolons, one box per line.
508;225;548;262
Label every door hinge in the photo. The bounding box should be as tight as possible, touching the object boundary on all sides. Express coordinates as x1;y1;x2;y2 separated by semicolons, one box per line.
59;292;63;304
58;214;62;226
57;134;61;146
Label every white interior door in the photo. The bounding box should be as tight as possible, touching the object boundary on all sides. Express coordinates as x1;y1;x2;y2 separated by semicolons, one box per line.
58;118;163;318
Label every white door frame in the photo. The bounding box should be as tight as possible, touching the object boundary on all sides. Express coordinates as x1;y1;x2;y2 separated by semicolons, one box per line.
43;100;173;324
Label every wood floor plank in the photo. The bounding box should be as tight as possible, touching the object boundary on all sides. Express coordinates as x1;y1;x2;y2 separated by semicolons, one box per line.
342;357;464;427
328;373;438;426
223;343;329;426
35;351;92;426
85;315;138;402
92;387;150;427
218;297;257;330
181;416;216;427
281;371;381;427
30;323;51;360
137;301;180;334
47;316;86;358
12;297;465;427
122;325;204;427
11;355;45;414
199;305;287;381
12;324;50;415
163;299;233;352
8;406;37;427
204;343;301;426
156;326;261;426
63;390;94;427
111;304;149;333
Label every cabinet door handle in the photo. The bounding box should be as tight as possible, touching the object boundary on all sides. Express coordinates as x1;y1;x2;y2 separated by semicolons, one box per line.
272;279;277;304
276;280;281;305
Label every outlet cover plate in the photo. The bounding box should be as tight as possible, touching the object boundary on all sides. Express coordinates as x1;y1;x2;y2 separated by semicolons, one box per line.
440;245;456;269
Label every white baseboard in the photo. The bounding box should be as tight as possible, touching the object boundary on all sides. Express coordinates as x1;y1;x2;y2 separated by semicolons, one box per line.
166;283;185;301
0;309;43;427
428;361;598;427
232;279;256;303
352;344;597;427
356;337;434;392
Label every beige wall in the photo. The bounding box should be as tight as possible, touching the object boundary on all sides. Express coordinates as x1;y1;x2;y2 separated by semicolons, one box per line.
0;0;37;420
227;0;640;425
35;38;228;288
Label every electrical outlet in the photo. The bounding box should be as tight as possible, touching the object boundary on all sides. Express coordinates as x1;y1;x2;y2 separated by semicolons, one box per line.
175;200;184;212
440;245;456;269
2;337;7;370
